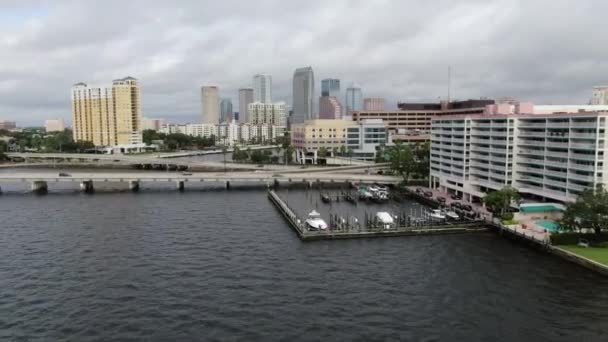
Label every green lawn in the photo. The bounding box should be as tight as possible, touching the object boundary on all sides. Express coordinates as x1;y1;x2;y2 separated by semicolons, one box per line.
560;245;608;266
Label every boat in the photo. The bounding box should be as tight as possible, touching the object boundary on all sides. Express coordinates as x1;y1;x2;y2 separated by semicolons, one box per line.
376;212;395;229
444;210;459;220
428;209;446;221
321;193;331;203
344;192;357;204
305;210;328;231
372;191;389;203
359;190;373;200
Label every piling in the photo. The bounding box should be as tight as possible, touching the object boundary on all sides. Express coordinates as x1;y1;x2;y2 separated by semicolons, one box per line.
129;180;140;192
80;180;94;193
31;181;48;194
176;180;185;191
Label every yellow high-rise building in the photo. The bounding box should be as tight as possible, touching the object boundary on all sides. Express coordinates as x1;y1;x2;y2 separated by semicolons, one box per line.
71;76;142;146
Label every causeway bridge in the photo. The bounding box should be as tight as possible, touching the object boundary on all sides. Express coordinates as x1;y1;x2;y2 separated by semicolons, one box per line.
0;171;401;193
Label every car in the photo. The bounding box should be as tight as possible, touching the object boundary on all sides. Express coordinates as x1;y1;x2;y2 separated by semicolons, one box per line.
437;197;446;204
450;194;461;200
423;191;433;198
451;202;462;209
182;172;193;176
415;188;423;194
58;172;71;177
462;204;473;212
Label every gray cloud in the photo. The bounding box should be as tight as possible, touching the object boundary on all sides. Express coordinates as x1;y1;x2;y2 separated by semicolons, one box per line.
1;0;607;125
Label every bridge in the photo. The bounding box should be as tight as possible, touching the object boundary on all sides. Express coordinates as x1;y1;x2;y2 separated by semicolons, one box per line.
5;152;390;173
156;145;279;158
0;171;401;193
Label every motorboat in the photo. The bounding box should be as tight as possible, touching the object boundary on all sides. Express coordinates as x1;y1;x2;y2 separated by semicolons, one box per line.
359;190;373;200
428;209;446;221
305;210;328;231
321;193;332;203
372;191;389;203
444;210;459;220
376;212;395;229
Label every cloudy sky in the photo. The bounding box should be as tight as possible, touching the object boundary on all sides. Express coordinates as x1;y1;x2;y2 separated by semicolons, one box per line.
1;0;607;126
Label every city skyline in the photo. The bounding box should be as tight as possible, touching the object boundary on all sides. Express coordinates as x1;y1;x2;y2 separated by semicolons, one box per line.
1;1;608;125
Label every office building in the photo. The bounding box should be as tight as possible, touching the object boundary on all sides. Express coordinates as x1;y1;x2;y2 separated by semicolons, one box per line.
201;86;220;124
292;67;315;124
253;74;272;103
592;86;608;105
430;102;608;203
220;98;233;123
71;76;142;146
321;78;340;97
238;88;254;123
247;102;287;126
363;97;386;111
0;121;17;130
319;96;343;119
291;119;390;163
45;118;65;132
345;85;363;116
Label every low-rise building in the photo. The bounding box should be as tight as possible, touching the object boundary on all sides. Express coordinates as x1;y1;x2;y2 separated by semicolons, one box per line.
248;102;287;126
291;119;390;163
45;119;65;132
142;118;165;131
430;102;608;204
0;121;17;130
159;122;284;146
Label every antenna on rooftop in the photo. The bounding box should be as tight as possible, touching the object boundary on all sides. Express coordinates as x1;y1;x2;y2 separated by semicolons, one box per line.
447;65;451;103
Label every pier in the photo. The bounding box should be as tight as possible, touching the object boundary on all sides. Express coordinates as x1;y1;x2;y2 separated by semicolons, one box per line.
268;190;488;241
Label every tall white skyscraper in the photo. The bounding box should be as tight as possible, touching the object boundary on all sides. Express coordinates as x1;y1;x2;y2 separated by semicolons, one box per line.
345;84;363;115
201;86;220;124
238;88;254;122
292;67;315;124
592;86;608;105
253;73;272;103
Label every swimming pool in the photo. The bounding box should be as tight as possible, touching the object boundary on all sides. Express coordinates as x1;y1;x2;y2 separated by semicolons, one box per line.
536;220;560;232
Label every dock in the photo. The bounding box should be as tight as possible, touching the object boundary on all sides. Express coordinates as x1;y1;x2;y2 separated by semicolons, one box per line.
268;190;488;241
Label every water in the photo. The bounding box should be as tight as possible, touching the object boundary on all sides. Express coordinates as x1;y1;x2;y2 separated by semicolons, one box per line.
1;189;608;341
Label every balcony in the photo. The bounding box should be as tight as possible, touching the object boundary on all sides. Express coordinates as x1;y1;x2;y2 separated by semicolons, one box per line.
545;151;568;158
518;149;545;156
546;122;570;128
544;179;568;188
546;141;569;148
518;122;546;128
569;173;594;182
519;167;545;175
570;121;598;128
518;157;544;165
544;160;568;168
470;138;491;144
568;163;595;171
517;175;545;183
518;139;545;147
545;169;568;178
518;131;546;138
569;153;596;161
570;142;596;150
568;183;591;191
570;132;598;139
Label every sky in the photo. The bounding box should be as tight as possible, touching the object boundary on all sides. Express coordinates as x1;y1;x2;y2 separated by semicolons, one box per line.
1;0;607;126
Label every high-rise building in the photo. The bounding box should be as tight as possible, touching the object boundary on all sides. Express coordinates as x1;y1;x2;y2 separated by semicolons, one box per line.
45;118;65;132
238;88;254;123
201;86;220;124
592;86;608;105
319;96;343;119
253;73;272;103
345;85;363;115
71;76;142;146
220;98;233;123
247;102;287;126
292;66;315;124
363;97;386;111
321;78;340;97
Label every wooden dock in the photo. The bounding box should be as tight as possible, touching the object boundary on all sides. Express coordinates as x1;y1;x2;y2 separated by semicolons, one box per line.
268;190;488;241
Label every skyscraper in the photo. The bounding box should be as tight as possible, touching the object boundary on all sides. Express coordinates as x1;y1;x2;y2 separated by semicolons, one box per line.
345;85;363;116
321;78;340;97
592;86;608;105
220;98;233;123
292;67;315;124
201;86;220;124
238;88;254;122
253;73;272;103
71;76;142;146
319;96;343;119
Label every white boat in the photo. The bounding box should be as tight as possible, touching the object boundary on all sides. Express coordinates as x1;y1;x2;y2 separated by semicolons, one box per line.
305;210;328;231
444;210;459;220
376;212;395;229
359;190;373;200
428;209;446;220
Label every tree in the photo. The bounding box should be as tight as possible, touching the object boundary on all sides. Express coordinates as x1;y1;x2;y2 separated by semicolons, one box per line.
317;146;329;158
283;145;295;164
0;140;7;161
339;145;347;157
388;142;416;183
560;187;608;237
483;186;520;218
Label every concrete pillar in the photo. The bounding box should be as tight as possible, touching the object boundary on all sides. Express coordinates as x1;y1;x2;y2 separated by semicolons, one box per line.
307;181;313;189
225;181;230;190
31;181;48;194
80;180;94;193
129;180;140;192
273;178;279;188
176;180;185;191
